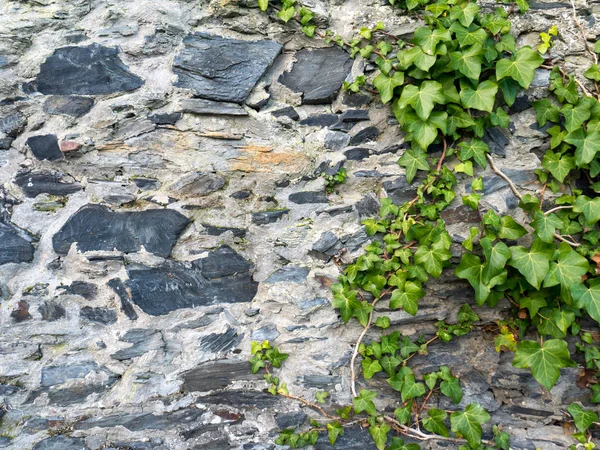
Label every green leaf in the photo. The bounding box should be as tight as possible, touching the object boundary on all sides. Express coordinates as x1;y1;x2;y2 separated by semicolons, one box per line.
398;148;430;183
389;281;425;315
380;354;402;376
399;335;420;357
362;357;383;380
258;0;269;11
573;195;600;225
455;253;506;305
449;44;484;80
533;98;560;127
394;402;413;425
561;103;592;134
542;150;575;183
412;27;451;55
250;355;266;373
513;339;576;390
381;331;401;355
460;80;498;113
265;347;289;368
495;46;544;88
584;64;600;81
575;131;600;165
498;215;527;240
441;376;463;403
423;408;450;436
353;389;377;416
401;373;427;402
543;242;589;289
571;279;600;324
531;211;563;242
277;6;296;22
414;243;452;277
498;77;520;107
458;138;489;168
353;301;374;327
315;391;330;403
375;316;391;329
327;422;344;445
398;81;445;120
568;403;599;433
388;437;420;450
520;295;547;318
369;424;390;450
374;71;405;104
332;289;361;322
450;403;491;448
509;239;554;289
450;1;479;27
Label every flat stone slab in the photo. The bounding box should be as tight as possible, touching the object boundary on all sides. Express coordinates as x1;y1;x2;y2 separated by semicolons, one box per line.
125;245;258;316
14;170;83;198
173;33;282;104
278;47;353;104
34;43;144;95
26;135;63;161
181;359;260;392
43;96;95;117
178;98;248;116
0;222;35;265
52;204;190;257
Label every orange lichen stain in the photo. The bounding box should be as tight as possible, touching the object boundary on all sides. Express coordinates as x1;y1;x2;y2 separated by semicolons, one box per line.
231;145;309;173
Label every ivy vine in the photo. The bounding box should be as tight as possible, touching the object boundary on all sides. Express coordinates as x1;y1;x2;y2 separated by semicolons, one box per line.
246;0;600;448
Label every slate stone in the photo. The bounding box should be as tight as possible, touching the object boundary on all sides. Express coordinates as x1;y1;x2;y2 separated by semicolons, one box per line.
201;224;247;238
26;135;63;161
11;300;32;322
148;112;182;125
108;278;138;321
508;96;531;115
312;231;341;254
0;222;35;265
41;362;107;387
199;327;242;353
271;106;299;121
110;328;160;360
198;390;279;408
173;33;282;103
482;169;538;195
78;408;204;432
340;109;369;122
32;435;88;450
169;172;226;196
125;245;258;316
288;191;328;204
34;43;143;95
52;204;190;257
344;147;370;161
314;426;379;449
251;324;280;342
38;301;66;321
299;114;339;127
60;281;97;299
275;411;307;429
296;297;328;310
80;306;117;325
324;130;350;150
14;170;82;198
0;138;12;150
0;112;26;137
300;375;341;389
278;47;352;104
349;126;381;145
231;189;252;199
329;120;355;132
178;98;248;116
440;204;480;225
266;266;309;283
182;359;260;393
47;382;118;406
43;96;94;117
344;228;369;252
353;170;387;177
383;177;418;205
252;209;289;225
131;177;161;190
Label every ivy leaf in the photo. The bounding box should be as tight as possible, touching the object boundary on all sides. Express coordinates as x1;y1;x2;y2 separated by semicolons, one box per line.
543;242;589;289
374;71;405;104
449;44;483;80
481;238;511;279
568;403;599;433
584;64;600;81
512;339;576;390
561;103;592;134
498;215;527;240
258;0;269;11
369;424;390;450
450;403;491;448
412;27;451;55
332;289;361;322
460;80;498;113
380;355;402;376
353;389;377;416
401;373;427;402
441;376;463;403
542;150;575;183
277;6;296;22
399;335;420;357
423;408;450;436
315;391;330;404
450;1;479;27
250;355;266;373
498;77;520;107
375;316;391;329
414;243;452;277
353;301;374;326
458;138;489;168
573;195;600;225
398;81;445;120
531;211;563;243
574;131;600;165
381;331;401;354
519;294;548;318
509;239;554;290
571;279;600;324
362;357;383;380
495;46;544;88
394;402;413;425
398;148;430;183
266;347;289;368
389;281;425;315
388;437;420;450
408;111;447;150
532;98;560;127
455;253;505;305
327;422;344;445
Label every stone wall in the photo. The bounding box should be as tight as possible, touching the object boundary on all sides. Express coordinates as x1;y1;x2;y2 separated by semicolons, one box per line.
0;0;598;449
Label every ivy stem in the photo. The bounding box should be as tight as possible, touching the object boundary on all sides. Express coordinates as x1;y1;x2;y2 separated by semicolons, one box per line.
540;64;594;98
278;393;339;420
570;0;598;65
349;298;380;398
436;135;448;174
544;205;573;215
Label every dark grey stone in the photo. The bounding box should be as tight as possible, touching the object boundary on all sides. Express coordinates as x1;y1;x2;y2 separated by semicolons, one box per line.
60;281;97;299
125;245;258;316
80;306;117;325
0;137;12;150
353;170;388;177
11;300;32;321
173;33;282;103
344;147;370;161
0;112;26;137
251;209;289;225
38;301;66;321
482;169;538;195
278;47;352;104
201;224;247;238
26;135;63;161
312;231;340;254
271;106;299;121
508;96;531;115
383;177;418;205
14;170;82;198
111;328;160;360
296;297;328;310
266;266;309;283
41;362;106;387
483;127;510;157
329;120;355;132
47;382;118;406
231;189;252;199
324;130;350;150
251;324;280;342
315;427;383;449
299;114;339;127
197;390;279;408
132;177;161;190
32;435;88;450
43;96;94;117
355;193;380;216
178;98;248;116
148;112;182;125
300;375;341;389
34;44;143;95
182;359;260;392
288;191;328;204
52;204;190;257
199;327;242;353
275;411;307;429
0;222;34;265
108;278;138;321
440;204;480;225
169;172;226;196
340;109;369;122
343;228;369;252
349;126;380;145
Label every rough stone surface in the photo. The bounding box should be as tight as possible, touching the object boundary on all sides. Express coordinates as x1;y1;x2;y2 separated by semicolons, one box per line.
0;222;34;265
43;96;95;117
26;135;63;161
14;170;82;198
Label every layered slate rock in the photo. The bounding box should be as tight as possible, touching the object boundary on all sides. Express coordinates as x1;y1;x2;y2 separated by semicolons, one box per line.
278;47;353;104
182;359;260;392
125;245;258;316
26;135;63;161
14;170;83;198
43;96;94;117
34;43;143;95
173;33;282;104
52;204;190;257
0;222;35;265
